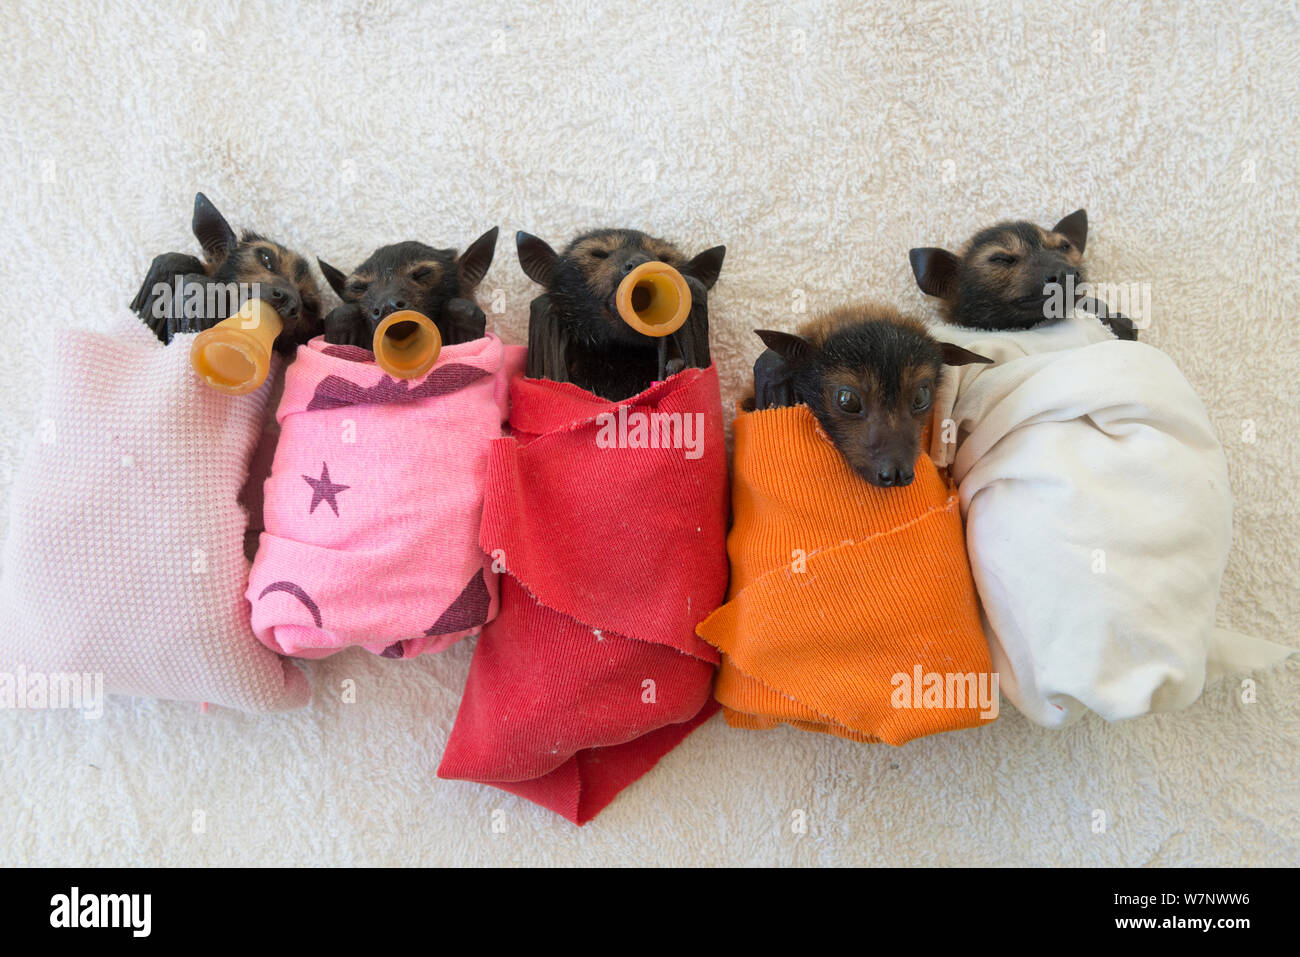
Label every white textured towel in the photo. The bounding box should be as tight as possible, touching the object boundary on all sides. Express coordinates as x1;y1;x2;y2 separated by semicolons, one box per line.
0;313;310;713
929;313;1295;727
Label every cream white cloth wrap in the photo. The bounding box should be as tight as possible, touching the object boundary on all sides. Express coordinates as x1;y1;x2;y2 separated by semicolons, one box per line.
928;312;1294;727
0;313;310;713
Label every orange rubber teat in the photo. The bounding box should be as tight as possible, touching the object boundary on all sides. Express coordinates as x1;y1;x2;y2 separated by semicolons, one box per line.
372;310;442;379
190;298;283;395
615;262;692;338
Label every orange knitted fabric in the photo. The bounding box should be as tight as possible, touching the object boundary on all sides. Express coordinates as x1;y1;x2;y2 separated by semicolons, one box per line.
696;404;996;745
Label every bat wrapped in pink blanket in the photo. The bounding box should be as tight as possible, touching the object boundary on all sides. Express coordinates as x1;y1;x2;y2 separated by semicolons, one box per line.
438;365;729;824
247;334;523;659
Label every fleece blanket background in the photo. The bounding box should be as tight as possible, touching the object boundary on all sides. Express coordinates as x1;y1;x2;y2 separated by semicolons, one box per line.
1;1;1297;866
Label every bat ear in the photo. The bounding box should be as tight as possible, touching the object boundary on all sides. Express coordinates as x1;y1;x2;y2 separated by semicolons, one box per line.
682;245;726;290
909;247;960;300
940;342;994;366
1052;208;1088;253
317;259;348;298
516;231;559;287
755;329;816;365
192;192;237;263
457;226;499;291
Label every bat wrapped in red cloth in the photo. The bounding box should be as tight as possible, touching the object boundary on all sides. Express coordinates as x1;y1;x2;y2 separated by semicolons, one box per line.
439;364;728;824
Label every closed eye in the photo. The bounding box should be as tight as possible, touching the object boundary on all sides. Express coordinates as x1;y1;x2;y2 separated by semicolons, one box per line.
590;250;610;259
346;282;369;297
411;267;435;282
988;253;1018;265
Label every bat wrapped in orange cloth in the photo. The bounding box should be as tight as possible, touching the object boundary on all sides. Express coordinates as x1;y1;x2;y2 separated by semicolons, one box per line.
438;364;728;823
696;404;998;744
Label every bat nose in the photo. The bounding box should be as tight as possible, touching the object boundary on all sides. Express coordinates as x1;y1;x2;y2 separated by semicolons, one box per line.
265;285;300;319
871;461;914;487
621;255;650;275
1042;262;1078;291
371;299;409;321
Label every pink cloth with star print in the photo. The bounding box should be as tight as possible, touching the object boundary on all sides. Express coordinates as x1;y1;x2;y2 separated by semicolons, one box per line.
247;334;523;659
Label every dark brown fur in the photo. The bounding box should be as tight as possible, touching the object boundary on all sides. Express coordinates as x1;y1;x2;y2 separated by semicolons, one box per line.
517;228;725;400
753;304;990;487
317;228;498;348
130;193;324;350
909;209;1088;332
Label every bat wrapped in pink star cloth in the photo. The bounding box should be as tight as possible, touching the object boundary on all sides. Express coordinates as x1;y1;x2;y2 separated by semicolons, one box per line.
438;365;729;824
247;334;523;659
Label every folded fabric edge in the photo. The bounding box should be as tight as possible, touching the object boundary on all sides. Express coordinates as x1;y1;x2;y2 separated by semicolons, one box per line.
1206;627;1298;682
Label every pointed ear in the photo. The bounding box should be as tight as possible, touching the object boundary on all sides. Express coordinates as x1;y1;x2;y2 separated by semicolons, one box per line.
909;247;960;299
457;226;499;291
516;231;559;287
940;343;994;366
682;245;726;290
192;192;237;263
755;329;816;365
317;259;349;298
1052;208;1088;253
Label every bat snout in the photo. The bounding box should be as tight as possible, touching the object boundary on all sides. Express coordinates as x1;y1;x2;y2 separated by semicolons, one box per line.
264;283;302;321
369;299;410;323
865;460;915;488
619;253;651;276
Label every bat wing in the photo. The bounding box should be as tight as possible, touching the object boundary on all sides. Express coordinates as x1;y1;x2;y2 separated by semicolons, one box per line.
1077;294;1139;341
753;348;796;409
441;297;487;346
526;294;570;382
671;275;712;370
130;252;207;342
323;303;370;348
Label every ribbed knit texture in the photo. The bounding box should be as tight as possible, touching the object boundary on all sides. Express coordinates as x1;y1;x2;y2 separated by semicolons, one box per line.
0;313;309;713
247;336;523;659
439;365;728;824
697;404;993;745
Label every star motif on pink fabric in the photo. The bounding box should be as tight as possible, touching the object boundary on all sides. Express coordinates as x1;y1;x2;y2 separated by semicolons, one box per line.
303;462;350;516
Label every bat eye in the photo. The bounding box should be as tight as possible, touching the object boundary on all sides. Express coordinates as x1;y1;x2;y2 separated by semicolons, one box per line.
836;388;863;414
912;383;933;413
412;267;435;282
590;250;609;259
989;253;1018;265
259;249;275;270
347;282;369;298
1058;241;1072;251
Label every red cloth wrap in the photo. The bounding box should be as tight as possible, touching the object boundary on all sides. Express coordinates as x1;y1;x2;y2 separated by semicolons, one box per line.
439;365;728;824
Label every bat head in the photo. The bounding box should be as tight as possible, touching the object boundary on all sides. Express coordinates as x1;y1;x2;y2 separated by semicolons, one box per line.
192;192;325;347
317;227;497;337
909;209;1088;331
516;228;725;347
755;305;990;487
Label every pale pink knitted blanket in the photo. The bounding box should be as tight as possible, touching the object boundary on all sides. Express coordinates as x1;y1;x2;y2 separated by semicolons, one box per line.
0;314;310;713
247;335;521;659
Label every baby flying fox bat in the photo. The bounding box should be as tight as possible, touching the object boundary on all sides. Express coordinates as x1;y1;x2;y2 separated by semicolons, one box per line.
130;192;324;349
517;228;726;401
752;304;991;488
909;209;1137;340
317;228;498;349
